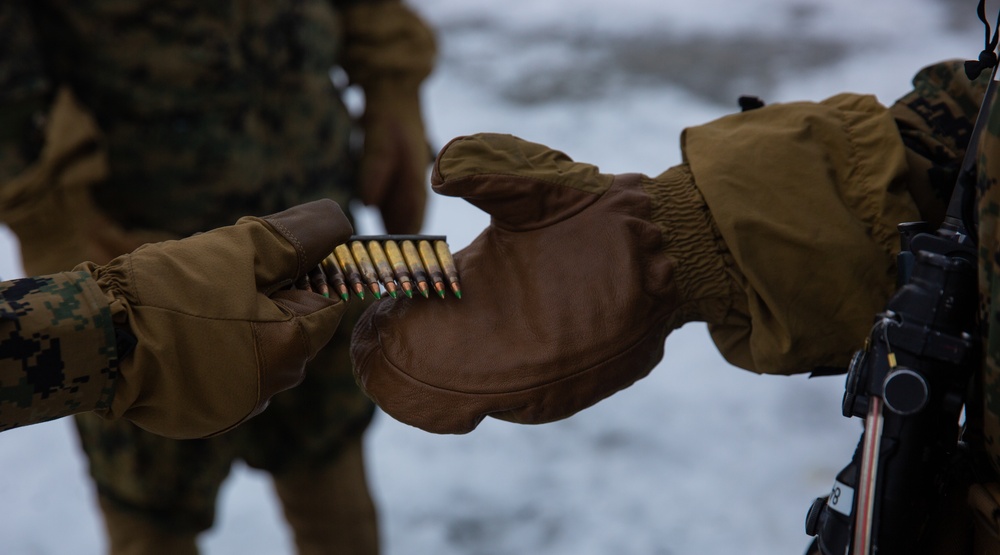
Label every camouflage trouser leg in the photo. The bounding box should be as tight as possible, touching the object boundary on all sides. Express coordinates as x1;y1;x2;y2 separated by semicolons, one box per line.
74;413;236;542
273;434;379;555
96;494;199;555
74;301;376;555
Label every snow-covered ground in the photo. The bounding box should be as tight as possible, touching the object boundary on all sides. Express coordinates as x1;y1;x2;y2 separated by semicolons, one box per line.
0;0;987;553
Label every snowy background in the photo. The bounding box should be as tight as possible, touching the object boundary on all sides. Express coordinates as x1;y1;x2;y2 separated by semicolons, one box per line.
0;0;990;553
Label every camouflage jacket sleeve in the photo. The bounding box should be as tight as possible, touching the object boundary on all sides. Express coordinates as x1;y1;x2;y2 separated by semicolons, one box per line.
0;0;52;183
0;271;119;432
977;69;1000;475
889;60;990;226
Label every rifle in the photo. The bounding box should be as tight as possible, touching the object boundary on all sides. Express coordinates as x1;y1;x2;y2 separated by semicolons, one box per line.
803;9;999;554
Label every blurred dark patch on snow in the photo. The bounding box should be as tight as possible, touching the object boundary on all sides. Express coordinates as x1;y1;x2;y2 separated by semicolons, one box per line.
444;29;849;106
431;0;980;107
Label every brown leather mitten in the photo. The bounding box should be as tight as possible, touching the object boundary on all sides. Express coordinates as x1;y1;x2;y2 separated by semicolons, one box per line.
85;199;353;439
341;0;436;234
351;133;741;434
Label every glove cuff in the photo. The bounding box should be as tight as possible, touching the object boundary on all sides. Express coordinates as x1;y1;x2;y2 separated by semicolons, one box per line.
643;163;743;327
362;80;422;115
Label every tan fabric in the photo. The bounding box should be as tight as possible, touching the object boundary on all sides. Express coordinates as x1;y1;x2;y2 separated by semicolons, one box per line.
0;87;172;275
87;199;352;439
682;93;921;375
352;133;737;434
342;0;437;234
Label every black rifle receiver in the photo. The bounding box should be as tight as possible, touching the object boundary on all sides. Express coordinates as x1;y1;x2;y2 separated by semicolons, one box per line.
803;56;998;555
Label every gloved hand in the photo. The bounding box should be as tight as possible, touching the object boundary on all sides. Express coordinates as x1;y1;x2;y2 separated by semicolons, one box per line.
341;0;436;234
351;133;742;434
84;199;353;439
357;80;432;234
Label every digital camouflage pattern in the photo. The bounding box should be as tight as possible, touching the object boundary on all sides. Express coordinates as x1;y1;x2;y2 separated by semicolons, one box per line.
0;1;360;236
891;60;989;228
0;272;117;432
0;0;389;533
881;60;1000;479
977;72;1000;476
887;62;1000;475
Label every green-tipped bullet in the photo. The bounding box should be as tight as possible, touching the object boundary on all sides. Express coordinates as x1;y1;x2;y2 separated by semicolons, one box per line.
401;240;430;298
321;254;351;302
367;240;400;299
334;245;366;300
351;241;383;300
384;240;414;298
434;240;463;299
419;240;448;300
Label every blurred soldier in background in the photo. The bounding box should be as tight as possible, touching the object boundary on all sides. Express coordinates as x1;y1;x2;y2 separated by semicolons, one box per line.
0;1;436;554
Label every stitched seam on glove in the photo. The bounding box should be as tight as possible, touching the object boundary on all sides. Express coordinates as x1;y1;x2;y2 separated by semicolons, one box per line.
439;174;604;232
260;217;307;277
120;306;295;323
272;297;314;356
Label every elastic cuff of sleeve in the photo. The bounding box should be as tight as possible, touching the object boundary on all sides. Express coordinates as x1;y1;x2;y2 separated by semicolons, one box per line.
643;164;743;326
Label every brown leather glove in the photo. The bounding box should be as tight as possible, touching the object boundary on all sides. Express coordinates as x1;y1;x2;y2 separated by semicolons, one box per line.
84;199;353;439
357;80;432;234
341;0;436;234
351;133;742;434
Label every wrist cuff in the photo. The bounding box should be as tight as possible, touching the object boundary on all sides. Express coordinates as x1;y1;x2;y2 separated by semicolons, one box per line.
643;163;742;327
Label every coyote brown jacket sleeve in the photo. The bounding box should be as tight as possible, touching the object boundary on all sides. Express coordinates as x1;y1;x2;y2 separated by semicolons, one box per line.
683;60;984;376
682;93;923;375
